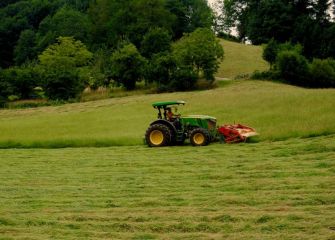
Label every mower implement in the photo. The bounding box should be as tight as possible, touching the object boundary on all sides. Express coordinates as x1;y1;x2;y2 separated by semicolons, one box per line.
145;100;258;147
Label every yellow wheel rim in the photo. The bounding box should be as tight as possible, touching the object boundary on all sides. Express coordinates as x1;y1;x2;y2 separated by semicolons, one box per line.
193;133;205;145
150;130;164;145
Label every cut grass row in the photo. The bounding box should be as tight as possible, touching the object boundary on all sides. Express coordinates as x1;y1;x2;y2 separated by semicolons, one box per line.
0;80;334;148
0;135;334;239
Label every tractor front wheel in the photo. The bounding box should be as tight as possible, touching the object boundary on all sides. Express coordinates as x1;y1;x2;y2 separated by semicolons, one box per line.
145;124;172;147
190;128;210;146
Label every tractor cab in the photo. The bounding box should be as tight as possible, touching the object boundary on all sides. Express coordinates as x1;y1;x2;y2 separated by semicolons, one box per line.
152;101;185;121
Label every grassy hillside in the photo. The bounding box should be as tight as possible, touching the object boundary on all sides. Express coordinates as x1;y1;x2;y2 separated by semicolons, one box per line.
0;80;334;148
217;40;269;79
0;135;334;239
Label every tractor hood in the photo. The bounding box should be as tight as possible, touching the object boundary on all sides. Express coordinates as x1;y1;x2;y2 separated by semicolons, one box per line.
182;115;217;121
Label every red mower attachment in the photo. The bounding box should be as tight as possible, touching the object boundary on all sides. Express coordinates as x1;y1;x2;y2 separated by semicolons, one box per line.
218;124;258;143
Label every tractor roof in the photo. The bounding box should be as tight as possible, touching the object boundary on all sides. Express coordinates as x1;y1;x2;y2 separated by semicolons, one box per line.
152;101;185;108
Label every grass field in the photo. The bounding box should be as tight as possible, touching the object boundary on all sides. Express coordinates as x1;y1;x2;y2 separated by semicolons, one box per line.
0;80;334;148
1;39;334;239
217;40;269;79
0;135;334;239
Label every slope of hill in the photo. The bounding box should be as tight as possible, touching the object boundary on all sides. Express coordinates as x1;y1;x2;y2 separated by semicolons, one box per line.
0;80;334;148
216;40;269;79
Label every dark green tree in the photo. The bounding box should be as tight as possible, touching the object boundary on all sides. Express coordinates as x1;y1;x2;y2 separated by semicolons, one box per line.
110;43;146;90
146;52;176;87
37;6;91;51
38;37;92;100
173;28;224;81
140;27;171;58
166;0;213;39
276;50;309;85
14;30;37;65
263;39;279;69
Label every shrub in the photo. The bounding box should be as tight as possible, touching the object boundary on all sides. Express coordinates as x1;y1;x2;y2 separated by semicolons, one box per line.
37;37;93;100
0;66;40;99
42;69;83;100
173;28;224;82
169;67;197;91
146;53;176;87
262;39;279;69
140;28;171;59
309;58;335;88
276;50;309;85
110;43;146;90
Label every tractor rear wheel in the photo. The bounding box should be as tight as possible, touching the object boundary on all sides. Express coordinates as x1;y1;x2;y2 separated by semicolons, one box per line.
190;128;210;146
145;124;172;147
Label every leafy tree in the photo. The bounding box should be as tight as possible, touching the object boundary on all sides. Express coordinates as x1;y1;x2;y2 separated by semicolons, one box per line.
38;36;92;100
0;70;14;105
14;29;37;65
173;28;224;81
37;6;91;51
89;0;174;48
276;50;309;85
170;67;197;91
309;58;335;87
146;52;176;87
0;65;39;99
38;36;93;69
0;0;54;68
42;68;82;100
110;43;146;90
0;0;21;8
140;27;171;58
263;38;279;69
166;0;214;39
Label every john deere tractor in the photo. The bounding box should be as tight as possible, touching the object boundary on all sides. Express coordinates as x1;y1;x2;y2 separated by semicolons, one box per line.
145;101;217;147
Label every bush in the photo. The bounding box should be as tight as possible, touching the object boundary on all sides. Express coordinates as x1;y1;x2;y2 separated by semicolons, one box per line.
309;58;335;88
173;28;224;82
262;39;278;69
169;67;197;91
42;69;83;100
276;50;309;85
110;43;146;90
140;28;171;59
0;66;40;99
146;53;176;87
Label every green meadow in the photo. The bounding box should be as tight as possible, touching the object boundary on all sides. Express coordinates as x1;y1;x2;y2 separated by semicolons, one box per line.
1;39;335;239
0;80;334;148
0;135;334;239
217;40;269;79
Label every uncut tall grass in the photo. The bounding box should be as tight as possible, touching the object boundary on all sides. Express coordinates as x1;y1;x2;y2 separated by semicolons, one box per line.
0;80;334;148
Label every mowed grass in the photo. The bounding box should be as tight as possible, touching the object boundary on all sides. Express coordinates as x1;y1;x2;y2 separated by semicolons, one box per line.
217;40;269;79
0;80;334;148
0;135;334;239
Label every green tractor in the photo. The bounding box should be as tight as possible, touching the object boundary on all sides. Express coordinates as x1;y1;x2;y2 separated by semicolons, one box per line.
145;101;218;147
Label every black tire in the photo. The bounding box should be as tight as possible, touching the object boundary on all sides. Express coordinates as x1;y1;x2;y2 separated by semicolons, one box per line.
189;128;210;146
145;124;172;147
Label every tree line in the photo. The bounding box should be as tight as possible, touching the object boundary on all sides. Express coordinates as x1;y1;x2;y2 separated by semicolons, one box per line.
1;0;335;105
0;0;224;104
214;0;335;87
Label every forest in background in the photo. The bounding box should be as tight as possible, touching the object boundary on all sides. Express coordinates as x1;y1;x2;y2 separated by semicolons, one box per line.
0;0;334;105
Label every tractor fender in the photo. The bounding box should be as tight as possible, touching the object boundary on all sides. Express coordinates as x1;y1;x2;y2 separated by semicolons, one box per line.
150;119;177;135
